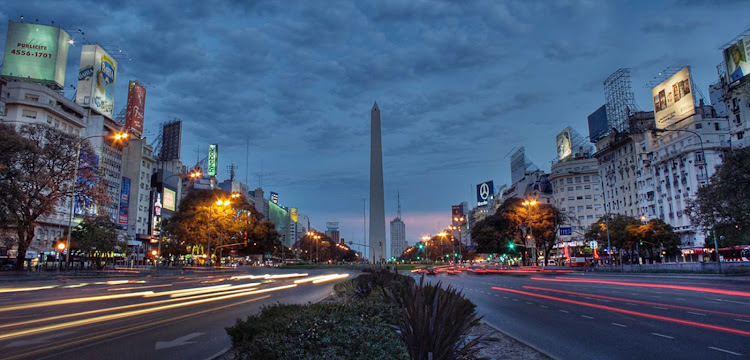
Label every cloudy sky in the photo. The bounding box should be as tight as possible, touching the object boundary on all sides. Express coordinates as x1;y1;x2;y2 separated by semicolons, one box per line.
2;0;749;251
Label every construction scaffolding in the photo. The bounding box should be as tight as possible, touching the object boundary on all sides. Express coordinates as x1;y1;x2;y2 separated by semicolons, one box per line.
603;68;639;133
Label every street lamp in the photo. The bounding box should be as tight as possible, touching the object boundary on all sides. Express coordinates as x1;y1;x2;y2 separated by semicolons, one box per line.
65;131;129;268
452;216;465;261
521;198;538;266
207;198;231;267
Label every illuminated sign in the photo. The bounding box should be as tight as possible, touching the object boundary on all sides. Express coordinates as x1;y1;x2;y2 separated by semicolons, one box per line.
326;222;339;231
207;144;218;177
451;205;462;218
118;177;130;228
724;34;750;85
476;181;494;206
652;67;695;129
1;21;70;89
75;44;117;118
163;188;176;212
125;81;146;135
290;208;298;223
270;191;279;204
559;227;572;236
556;128;572;160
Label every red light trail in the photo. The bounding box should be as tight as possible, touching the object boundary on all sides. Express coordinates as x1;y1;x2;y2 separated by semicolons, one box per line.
492;286;750;337
530;277;750;297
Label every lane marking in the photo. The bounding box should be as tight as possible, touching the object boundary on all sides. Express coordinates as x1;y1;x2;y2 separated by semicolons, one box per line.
735;319;750;323
708;347;743;356
503;296;509;299
612;322;627;328
559;310;570;313
653;306;668;310
540;305;549;309
525;302;533;305
512;299;519;302
581;315;594;319
687;312;706;316
626;303;636;306
651;333;674;339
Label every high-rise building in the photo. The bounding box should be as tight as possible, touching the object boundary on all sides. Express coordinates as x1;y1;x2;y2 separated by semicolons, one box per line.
121;137;155;242
84;114;125;224
390;192;406;259
159;120;182;161
369;102;386;262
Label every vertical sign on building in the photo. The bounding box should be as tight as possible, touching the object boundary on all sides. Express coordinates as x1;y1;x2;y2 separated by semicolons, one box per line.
290;208;298;223
207;144;218;177
75;44;117;118
118;177;130;229
125;80;146;135
270;191;279;204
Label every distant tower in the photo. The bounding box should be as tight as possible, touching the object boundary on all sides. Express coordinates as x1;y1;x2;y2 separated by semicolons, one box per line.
390;190;406;259
369;102;386;263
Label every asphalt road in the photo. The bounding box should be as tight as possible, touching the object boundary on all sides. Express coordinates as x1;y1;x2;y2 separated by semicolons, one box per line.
0;268;352;360
423;271;750;360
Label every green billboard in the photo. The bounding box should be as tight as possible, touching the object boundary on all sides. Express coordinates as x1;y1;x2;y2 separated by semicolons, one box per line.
1;21;70;89
207;144;218;177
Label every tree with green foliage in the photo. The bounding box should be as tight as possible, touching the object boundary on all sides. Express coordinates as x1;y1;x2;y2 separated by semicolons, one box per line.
627;219;681;261
71;216;124;269
687;147;750;247
0;123;105;270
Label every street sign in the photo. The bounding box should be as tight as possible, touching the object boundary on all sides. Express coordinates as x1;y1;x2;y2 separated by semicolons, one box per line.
590;240;598;248
559;227;572;236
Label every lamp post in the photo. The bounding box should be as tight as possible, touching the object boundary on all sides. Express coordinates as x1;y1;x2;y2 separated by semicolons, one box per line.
65;131;129;268
208;198;231;267
521;198;537;266
652;128;720;273
157;169;201;268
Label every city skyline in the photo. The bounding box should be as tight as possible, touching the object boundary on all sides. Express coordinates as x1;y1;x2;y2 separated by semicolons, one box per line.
1;1;749;243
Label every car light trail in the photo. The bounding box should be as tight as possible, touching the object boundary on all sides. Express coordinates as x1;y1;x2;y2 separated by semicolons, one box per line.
0;285;58;293
530;277;750;297
0;284;297;341
230;273;308;280
523;286;750;319
294;274;348;284
312;274;349;284
0;291;155;313
108;284;173;291
142;284;231;298
169;282;261;298
492;286;750;337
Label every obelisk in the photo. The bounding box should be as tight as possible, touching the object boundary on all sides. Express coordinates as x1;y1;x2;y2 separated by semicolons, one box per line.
369;102;385;263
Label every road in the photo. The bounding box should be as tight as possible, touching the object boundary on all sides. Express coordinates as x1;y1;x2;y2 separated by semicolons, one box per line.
0;268;351;360
422;270;750;360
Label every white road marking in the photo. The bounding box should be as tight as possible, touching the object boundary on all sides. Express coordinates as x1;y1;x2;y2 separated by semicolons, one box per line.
611;322;627;328
155;332;204;350
625;303;636;306
687;311;706;316
598;299;611;303
525;302;533;305
559;310;570;313
540;305;549;309
494;294;499;297
734;318;750;323
653;306;668;310
503;296;509;299
512;299;519;302
581;315;594;319
651;333;674;339
709;347;743;356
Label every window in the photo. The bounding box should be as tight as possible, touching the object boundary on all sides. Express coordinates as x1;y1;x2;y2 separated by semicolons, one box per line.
715;123;720;131
695;123;702;129
586;205;593;209
578;206;584;211
583;175;590;182
576;186;582;191
585;194;592;199
569;207;575;212
24;94;39;102
575;177;582;183
584;185;591;190
568;197;574;201
738;131;745;140
576;196;583;200
567;178;573;184
22;109;38;119
568;187;574;191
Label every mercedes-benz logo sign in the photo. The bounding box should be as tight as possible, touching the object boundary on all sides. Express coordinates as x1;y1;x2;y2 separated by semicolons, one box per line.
479;183;490;200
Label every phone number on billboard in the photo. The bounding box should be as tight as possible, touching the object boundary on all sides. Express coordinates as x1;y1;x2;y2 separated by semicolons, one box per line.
10;49;53;58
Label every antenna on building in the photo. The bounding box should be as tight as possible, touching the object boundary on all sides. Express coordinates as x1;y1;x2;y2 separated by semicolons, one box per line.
227;163;238;181
396;189;402;219
604;68;639;133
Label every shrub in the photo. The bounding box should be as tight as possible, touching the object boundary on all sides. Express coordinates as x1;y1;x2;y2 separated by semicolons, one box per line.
333;268;415;303
227;302;407;360
392;276;482;360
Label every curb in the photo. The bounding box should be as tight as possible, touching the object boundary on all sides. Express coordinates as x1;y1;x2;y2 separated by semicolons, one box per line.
204;346;232;360
481;321;557;360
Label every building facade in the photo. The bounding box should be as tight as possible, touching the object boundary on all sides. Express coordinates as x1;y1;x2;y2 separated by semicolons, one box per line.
549;155;604;242
121;137;155;241
390;216;406;259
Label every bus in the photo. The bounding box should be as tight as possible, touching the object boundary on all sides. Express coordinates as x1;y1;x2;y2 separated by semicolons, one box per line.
718;246;750;262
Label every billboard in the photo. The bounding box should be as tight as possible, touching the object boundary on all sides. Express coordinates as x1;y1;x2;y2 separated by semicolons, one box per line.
207;144;218;177
160;120;182;161
724;34;750;85
290;208;298;223
118;177;130;228
269;201;290;246
476;181;494;207
75;44;117;118
125;81;146;135
326;222;339;231
652;67;695;129
1;21;70;89
587;105;608;143
163;188;176;212
556;128;573;161
270;191;279;204
451;205;463;218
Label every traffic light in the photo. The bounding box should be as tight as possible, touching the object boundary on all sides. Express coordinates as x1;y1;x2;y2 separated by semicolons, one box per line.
418;243;424;250
507;241;515;250
639;241;643;245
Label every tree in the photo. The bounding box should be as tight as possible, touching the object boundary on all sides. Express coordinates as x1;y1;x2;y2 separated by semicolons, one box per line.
0;123;104;270
627;219;680;261
585;215;641;253
71;216;123;269
686;147;750;247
